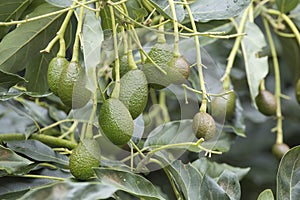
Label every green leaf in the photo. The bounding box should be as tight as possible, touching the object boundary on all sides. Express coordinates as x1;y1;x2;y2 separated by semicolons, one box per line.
216;170;241;200
0;3;64;90
6;140;69;167
192;158;250;181
144;119;195;149
149;0;185;22
0;71;25;92
241;21;269;104
0;145;33;176
157;155;230;200
19;181;116;200
4;98;53;128
0;168;71;198
24;51;56;93
188;0;251;22
275;0;299;13
45;0;72;7
126;0;148;21
144;119;236;153
277;145;300;200
0;0;32;39
81;9;103;91
257;189;274;200
94;168;166;200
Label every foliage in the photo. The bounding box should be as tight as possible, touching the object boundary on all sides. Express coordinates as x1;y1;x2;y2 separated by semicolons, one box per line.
0;0;300;199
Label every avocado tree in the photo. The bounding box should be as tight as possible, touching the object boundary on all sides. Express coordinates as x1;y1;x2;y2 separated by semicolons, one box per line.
0;0;300;199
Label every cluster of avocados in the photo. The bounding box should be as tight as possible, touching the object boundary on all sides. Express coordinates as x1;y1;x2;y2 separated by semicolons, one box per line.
47;57;91;109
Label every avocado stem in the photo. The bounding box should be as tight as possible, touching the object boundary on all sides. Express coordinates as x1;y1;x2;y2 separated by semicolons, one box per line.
183;0;207;112
71;0;86;63
109;5;120;99
167;0;180;57
263;17;283;144
157;17;166;44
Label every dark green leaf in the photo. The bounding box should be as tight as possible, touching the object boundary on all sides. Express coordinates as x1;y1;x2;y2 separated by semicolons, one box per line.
6;140;69;166
277;145;300;200
19;181;116;200
257;189;274;200
0;0;32;39
94;168;166;200
0;3;64;90
25;51;56;93
241;21;269;104
0;71;25;92
157;155;230;200
5;98;53;127
149;0;185;22
275;0;299;13
0;145;33;176
0;168;71;198
192;158;250;181
126;0;147;21
188;0;251;22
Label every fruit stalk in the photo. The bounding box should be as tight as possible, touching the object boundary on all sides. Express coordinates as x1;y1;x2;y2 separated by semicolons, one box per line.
109;5;121;99
71;0;86;63
221;4;251;82
263;17;283;144
183;0;207;112
167;0;180;57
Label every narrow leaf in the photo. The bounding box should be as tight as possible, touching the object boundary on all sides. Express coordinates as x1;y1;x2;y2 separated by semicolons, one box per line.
241;21;269;104
0;71;25;92
277;145;300;200
94;168;166;200
0;145;33;176
6;140;69;166
257;189;274;200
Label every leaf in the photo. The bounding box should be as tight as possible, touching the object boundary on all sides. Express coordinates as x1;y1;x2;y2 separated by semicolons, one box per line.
19;181;117;200
241;21;269;104
81;8;103;91
0;0;31;39
24;51;56;93
257;189;274;200
45;0;73;8
5;98;53;127
6;140;69;167
192;158;250;181
144;119;236;153
277;145;300;200
216;170;241;200
144;120;195;149
275;0;299;13
188;0;251;22
149;0;185;22
0;168;71;198
157;154;230;200
0;3;64;90
126;0;148;21
0;145;33;176
94;168;166;200
0;71;25;92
